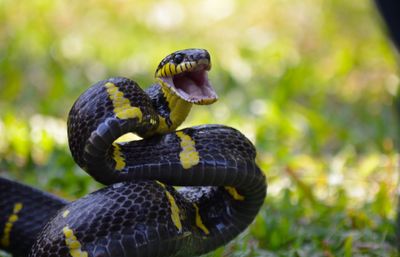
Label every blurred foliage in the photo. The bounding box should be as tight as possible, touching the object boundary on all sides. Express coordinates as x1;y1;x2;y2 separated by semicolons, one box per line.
0;0;399;256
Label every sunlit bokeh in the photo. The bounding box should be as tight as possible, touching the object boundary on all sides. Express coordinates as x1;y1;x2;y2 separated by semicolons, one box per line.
0;0;398;255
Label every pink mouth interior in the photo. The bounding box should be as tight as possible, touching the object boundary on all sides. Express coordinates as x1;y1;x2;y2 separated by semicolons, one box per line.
169;69;217;103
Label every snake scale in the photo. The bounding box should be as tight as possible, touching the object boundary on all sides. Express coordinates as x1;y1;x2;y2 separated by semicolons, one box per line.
0;49;267;257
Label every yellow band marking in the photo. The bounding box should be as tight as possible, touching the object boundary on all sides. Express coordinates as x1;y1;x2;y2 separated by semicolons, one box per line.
157;63;177;77
176;64;183;73
1;202;23;247
184;62;194;71
104;82;143;120
193;203;210;235
156;61;198;78
63;226;88;257
225;187;245;201
165;191;182;231
151;80;192;134
176;131;199;169
112;143;126;170
160;67;166;77
155;180;164;187
169;63;176;75
156;181;182;232
164;64;171;77
62;210;70;218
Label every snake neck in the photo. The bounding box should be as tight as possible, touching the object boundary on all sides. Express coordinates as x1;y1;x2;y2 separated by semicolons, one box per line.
145;82;193;135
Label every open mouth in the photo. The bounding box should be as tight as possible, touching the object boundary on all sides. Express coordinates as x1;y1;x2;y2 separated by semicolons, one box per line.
159;61;218;105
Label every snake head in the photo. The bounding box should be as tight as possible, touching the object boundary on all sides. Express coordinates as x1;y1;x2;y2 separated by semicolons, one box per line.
155;48;218;105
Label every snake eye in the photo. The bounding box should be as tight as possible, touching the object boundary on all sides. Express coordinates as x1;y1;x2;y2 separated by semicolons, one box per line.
173;54;184;64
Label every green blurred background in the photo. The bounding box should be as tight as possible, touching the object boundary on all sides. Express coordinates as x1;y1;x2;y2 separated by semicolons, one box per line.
0;0;399;256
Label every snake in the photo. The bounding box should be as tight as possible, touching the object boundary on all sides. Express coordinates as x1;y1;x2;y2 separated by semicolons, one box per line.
0;49;267;257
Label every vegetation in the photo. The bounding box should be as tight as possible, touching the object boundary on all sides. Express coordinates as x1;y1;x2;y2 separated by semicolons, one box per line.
0;0;398;256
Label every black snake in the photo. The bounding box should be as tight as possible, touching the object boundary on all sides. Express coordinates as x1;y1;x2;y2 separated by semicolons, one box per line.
0;49;267;257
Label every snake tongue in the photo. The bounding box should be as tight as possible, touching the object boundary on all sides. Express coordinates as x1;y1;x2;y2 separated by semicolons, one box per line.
172;70;217;105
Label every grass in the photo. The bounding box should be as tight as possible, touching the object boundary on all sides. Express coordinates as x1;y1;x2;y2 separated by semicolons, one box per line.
0;0;399;256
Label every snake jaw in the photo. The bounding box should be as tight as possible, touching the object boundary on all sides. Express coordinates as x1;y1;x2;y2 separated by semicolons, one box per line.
174;68;218;105
159;62;218;105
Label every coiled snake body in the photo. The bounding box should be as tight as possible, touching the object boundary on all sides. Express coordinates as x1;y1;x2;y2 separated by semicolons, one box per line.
0;49;267;257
